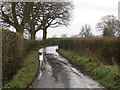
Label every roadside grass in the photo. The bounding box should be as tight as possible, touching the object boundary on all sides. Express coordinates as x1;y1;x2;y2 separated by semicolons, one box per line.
58;49;98;75
96;66;120;89
58;49;120;89
3;49;39;88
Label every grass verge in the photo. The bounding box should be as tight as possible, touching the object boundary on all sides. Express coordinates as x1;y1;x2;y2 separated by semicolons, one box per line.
58;49;120;89
3;48;39;88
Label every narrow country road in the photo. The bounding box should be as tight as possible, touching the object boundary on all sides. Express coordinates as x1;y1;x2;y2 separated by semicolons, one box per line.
31;46;106;89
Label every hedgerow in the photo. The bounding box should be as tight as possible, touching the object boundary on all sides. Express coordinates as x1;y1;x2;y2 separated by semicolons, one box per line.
58;37;119;65
2;29;40;85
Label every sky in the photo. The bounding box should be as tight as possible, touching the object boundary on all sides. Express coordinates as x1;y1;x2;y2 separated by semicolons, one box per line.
36;0;119;38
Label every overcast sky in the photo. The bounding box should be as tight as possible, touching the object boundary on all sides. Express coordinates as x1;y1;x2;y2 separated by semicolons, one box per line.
36;0;119;38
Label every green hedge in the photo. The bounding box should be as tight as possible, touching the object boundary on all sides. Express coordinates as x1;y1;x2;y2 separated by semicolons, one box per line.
58;37;119;65
2;29;40;85
38;37;119;65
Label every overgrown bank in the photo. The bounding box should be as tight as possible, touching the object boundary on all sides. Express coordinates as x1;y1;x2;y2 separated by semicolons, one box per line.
2;29;40;85
3;48;39;88
58;37;119;65
42;37;119;65
58;49;119;89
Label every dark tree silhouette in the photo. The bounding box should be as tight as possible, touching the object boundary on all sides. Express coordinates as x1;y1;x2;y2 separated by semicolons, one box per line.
35;2;73;40
96;15;119;37
1;2;73;40
1;2;31;34
79;24;92;37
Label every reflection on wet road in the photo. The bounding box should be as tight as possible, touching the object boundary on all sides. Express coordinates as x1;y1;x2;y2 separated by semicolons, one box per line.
31;46;106;89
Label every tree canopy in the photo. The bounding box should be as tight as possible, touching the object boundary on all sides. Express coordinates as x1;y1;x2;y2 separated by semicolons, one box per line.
1;1;73;40
96;15;119;37
79;24;92;37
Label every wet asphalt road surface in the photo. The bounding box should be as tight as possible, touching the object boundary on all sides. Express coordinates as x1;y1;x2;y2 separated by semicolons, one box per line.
31;46;106;89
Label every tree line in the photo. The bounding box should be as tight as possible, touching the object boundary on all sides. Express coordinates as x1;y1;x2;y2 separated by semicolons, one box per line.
79;15;120;37
1;2;120;39
1;2;73;40
53;15;120;38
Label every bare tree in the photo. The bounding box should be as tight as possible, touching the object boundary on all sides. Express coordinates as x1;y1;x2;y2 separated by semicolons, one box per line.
115;20;120;37
1;2;73;40
1;2;31;34
79;24;92;37
35;2;73;40
96;15;119;37
24;2;73;40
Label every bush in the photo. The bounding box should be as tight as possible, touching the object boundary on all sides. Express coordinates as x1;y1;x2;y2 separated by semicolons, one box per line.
38;37;119;65
2;29;40;85
4;50;39;88
58;37;119;65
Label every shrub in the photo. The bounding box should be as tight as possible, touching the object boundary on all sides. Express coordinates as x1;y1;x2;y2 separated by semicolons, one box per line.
58;37;119;65
2;29;40;85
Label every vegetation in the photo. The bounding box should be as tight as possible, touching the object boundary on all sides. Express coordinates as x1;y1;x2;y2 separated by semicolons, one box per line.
2;29;40;85
58;49;120;89
59;49;98;74
1;1;119;89
79;24;93;37
1;2;73;40
0;30;1;47
96;66;119;88
96;15;119;37
58;37;118;65
3;49;39;88
0;30;2;88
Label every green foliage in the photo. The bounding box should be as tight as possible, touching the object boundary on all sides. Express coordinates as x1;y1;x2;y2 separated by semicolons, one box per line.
96;66;120;89
2;29;40;85
58;49;97;75
78;57;97;72
58;49;119;89
3;50;39;88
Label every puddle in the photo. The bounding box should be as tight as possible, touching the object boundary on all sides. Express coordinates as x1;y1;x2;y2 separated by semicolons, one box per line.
31;46;106;89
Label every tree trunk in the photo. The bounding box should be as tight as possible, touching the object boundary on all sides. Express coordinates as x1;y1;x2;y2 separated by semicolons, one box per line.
30;22;36;40
15;25;24;35
31;31;35;40
43;28;47;40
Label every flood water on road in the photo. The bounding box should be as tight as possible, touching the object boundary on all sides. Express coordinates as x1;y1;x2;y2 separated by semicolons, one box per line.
31;46;106;89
